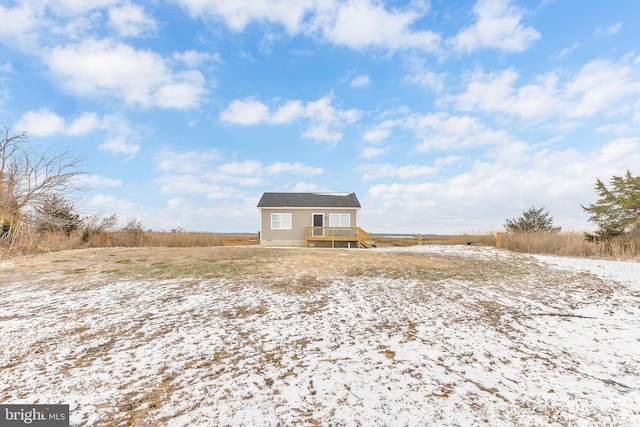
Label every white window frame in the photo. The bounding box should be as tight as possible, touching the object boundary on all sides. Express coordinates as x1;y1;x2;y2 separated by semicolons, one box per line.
271;213;292;230
329;213;350;227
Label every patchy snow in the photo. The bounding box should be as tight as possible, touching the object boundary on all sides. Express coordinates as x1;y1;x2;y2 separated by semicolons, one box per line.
1;246;639;426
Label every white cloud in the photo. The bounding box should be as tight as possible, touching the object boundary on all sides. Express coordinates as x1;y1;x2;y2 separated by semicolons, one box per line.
362;120;397;143
153;194;257;231
350;74;370;88
445;68;565;120
45;39;206;110
220;95;361;143
96;115;142;156
363;112;513;152
86;193;140;217
66;112;102;135
15;109;141;156
175;0;316;33
565;58;640;117
219;98;270;125
108;3;157;37
287;182;326;192
157;174;218;196
176;0;440;52
154;153;325;199
0;3;46;48
15;109;66;136
596;22;622;36
265;162;323;175
301;125;341;142
596;137;640;167
404;69;444;93
411;113;513;151
218;160;263;176
596;123;637;136
173;50;222;67
271;100;305;124
435;155;465;167
450;0;540;53
75;174;122;188
362;129;390;144
558;43;580;59
48;0;120;16
156;149;220;173
302;96;360;143
359;163;438;181
314;0;440;51
444;56;640;121
16;108;96;136
152;71;207;110
360;137;640;234
99;136;140;156
360;146;388;159
0;1;123;49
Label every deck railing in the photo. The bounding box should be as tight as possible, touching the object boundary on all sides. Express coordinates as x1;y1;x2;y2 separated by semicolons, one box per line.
305;227;374;248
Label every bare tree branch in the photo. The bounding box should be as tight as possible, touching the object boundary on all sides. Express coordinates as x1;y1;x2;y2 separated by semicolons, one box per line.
1;127;84;225
0;127;26;174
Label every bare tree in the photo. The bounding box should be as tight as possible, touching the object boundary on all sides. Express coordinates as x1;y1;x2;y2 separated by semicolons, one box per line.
80;212;119;242
1;127;84;238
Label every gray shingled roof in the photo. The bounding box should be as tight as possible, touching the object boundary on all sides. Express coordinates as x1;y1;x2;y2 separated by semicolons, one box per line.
257;192;361;208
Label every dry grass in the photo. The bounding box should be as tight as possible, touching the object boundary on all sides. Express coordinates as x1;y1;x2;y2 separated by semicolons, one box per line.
374;232;639;260
0;246;540;286
373;234;496;247
501;231;640;259
1;230;259;257
85;231;232;248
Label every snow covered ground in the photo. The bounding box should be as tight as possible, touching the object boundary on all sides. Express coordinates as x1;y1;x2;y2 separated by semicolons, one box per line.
1;245;639;426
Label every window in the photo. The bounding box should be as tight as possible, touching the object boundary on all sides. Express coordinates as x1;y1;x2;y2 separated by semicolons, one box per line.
329;213;350;227
271;213;292;229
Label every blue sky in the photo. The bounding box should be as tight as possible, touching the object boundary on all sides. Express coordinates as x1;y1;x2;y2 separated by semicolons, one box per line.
2;0;639;234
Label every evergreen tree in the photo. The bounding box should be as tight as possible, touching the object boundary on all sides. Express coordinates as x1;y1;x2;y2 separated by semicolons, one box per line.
583;170;640;241
33;194;80;236
504;206;560;233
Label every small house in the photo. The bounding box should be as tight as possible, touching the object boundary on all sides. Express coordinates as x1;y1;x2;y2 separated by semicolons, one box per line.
257;192;373;248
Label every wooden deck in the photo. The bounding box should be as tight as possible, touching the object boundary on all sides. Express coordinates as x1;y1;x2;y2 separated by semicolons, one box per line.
305;227;374;248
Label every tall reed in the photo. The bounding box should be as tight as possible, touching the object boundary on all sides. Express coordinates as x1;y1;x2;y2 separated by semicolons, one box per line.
501;231;639;259
1;230;227;256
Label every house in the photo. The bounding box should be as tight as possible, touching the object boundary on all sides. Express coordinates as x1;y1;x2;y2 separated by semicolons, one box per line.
257;192;373;248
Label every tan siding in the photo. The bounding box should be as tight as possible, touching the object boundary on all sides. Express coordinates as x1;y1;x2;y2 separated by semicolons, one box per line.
259;208;358;246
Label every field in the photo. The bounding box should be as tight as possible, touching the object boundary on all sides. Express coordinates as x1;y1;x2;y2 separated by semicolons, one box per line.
1;245;639;426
